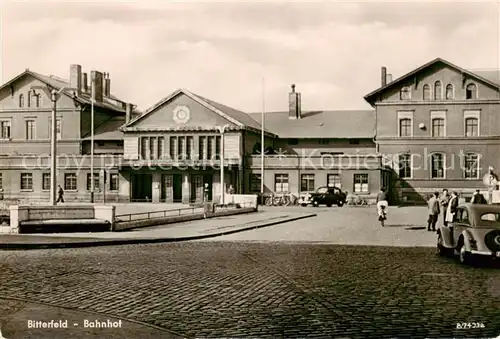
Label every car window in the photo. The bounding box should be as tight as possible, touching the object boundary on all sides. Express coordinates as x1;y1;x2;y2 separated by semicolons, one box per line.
455;209;462;222
480;213;500;225
317;187;327;194
461;209;470;224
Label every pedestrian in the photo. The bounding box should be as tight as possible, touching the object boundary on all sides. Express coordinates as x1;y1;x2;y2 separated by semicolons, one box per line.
439;189;450;226
228;184;235;195
445;191;459;224
56;185;64;203
376;187;389;221
471;189;487;204
427;192;440;232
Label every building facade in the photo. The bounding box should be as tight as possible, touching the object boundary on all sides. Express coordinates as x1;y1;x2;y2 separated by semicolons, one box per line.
365;58;500;202
0;64;136;203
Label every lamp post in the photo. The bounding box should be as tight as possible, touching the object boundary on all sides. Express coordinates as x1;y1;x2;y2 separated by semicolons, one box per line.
90;75;95;203
217;124;230;206
32;86;66;205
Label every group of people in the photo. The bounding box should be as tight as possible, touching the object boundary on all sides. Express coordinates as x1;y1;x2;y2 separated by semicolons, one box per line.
426;189;487;231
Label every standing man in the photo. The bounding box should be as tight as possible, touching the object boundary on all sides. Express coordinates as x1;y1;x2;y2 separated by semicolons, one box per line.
427;192;440;232
439;189;450;226
471;189;487;204
445;191;459;224
56;185;64;204
376;188;388;221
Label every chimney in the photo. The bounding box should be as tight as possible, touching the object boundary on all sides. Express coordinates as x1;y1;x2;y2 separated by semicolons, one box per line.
90;70;104;102
105;73;111;97
102;72;108;97
386;73;393;84
70;64;82;95
82;72;88;93
125;103;133;124
288;84;301;119
381;66;387;87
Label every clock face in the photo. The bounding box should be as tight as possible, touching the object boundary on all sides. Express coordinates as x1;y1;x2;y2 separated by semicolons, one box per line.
173;105;190;124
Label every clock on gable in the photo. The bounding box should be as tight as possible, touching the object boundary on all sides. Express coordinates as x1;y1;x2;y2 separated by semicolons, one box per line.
172;105;191;124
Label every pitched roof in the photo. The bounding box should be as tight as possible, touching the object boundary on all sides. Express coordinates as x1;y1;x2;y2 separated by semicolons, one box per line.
0;69;128;113
82;116;125;140
124;88;274;136
471;70;500;86
364;58;500;106
247;110;375;138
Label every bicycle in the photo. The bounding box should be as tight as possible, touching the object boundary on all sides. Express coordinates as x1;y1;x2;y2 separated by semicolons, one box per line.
265;192;298;206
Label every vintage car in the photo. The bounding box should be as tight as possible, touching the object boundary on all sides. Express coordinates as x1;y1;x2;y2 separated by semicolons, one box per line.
437;203;500;265
299;186;347;207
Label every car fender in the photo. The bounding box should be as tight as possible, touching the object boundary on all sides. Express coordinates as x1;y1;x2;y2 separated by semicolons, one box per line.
437;227;454;248
460;230;475;251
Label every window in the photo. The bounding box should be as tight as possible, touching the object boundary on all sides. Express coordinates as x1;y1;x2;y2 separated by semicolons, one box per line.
170;136;178;160
64;173;77;191
207;136;214;160
274;174;289;193
158;137;165;159
42;173;50;190
215;136;221;159
198;136;207;160
432;118;445;137
445;84;454;99
327;174;341;189
434;81;442;100
251;174;261;193
399;118;412;137
466;83;477;99
464;153;480;179
25;120;35;140
349;139;360;145
301;174;315;192
0;173;3;191
430;153;445;179
20;173;33;190
110;173;119;191
287;139;298;145
149;137;157;160
187;136;194;160
465;118;478;137
0;120;11;139
423;84;431;100
398;154;412;178
353;174;368;193
400;87;411;100
319;139;330;145
48;118;61;140
86;173;100;191
19;94;24;107
35;94;41;107
140;137;149;160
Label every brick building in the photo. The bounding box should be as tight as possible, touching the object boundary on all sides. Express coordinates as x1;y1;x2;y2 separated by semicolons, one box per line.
365;58;500;203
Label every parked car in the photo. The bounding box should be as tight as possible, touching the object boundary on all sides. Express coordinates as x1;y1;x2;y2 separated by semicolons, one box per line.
437;203;500;265
301;186;347;207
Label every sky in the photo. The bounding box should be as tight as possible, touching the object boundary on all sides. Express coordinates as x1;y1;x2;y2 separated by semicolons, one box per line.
0;0;499;112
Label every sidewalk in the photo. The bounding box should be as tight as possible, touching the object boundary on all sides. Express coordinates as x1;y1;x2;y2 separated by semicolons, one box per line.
0;211;316;250
0;297;183;339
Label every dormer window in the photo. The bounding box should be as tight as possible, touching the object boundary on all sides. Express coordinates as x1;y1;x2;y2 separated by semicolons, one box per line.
400;87;411;100
445;84;454;99
466;83;477;99
19;94;24;107
423;84;431;100
434;81;442;100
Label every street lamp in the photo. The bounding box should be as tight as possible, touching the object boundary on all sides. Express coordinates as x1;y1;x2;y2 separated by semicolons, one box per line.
216;124;230;206
32;86;67;205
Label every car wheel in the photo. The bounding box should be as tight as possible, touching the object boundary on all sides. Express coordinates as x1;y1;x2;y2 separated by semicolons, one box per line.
436;232;448;256
458;242;472;265
337;201;344;207
313;201;319;207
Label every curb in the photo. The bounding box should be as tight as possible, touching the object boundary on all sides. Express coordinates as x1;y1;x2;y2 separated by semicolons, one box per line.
0;213;316;250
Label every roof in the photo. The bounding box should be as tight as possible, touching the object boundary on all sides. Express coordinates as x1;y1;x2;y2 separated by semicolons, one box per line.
124;88;274;136
0;69;128;113
246;110;375;138
82;116;125;140
471;70;500;86
364;58;500;106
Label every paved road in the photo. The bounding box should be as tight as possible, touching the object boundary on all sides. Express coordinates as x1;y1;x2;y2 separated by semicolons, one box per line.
0;242;498;338
207;206;437;246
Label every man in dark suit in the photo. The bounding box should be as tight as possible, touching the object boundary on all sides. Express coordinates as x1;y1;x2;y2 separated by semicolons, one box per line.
427;192;440;231
471;189;487;204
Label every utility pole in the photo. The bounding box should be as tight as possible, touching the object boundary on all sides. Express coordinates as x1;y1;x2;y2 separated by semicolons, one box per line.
261;77;265;205
50;90;58;205
218;125;229;205
90;74;95;203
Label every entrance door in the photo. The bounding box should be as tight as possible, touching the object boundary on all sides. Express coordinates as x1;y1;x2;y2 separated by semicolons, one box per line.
203;174;213;201
161;175;173;202
192;175;204;202
173;174;182;203
131;174;153;202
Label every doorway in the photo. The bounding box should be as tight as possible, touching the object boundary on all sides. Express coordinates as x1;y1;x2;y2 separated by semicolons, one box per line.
192;175;204;202
131;174;152;202
173;174;182;202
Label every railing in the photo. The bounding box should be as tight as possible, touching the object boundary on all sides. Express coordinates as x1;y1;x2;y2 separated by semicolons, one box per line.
115;206;203;222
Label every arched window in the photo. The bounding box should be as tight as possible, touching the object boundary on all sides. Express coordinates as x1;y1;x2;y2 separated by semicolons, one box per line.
27;91;31;107
19;94;24;107
423;84;431;100
400;87;411;100
445;84;454;99
434;81;442;100
466;83;477;99
35;94;41;107
464;152;480;179
430;153;445;179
